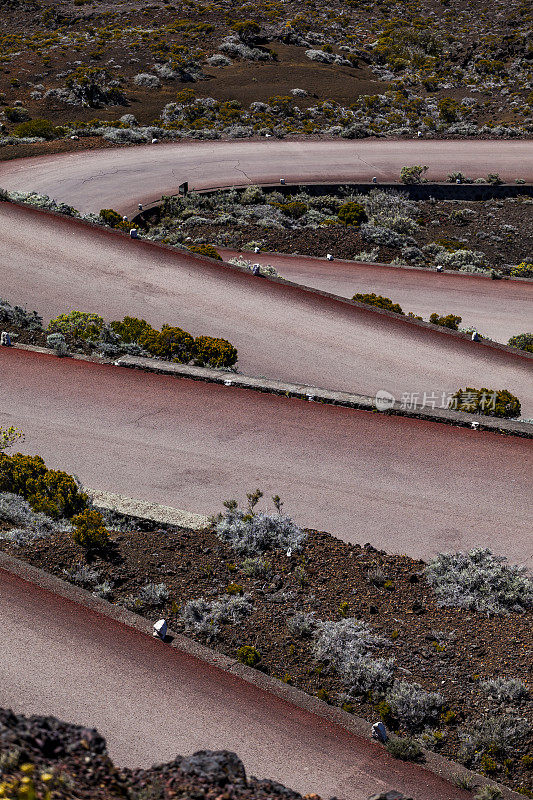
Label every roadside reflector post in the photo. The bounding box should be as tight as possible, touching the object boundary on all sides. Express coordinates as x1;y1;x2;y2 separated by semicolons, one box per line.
153;619;167;640
371;721;388;743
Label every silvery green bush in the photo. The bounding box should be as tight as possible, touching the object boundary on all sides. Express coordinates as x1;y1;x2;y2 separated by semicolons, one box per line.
0;298;42;331
342;655;395;697
214;496;306;555
424;549;533;614
138;582;169;607
0;492;58;537
313;618;385;664
361;223;415;249
386;680;444;731
181;594;253;640
133;73;161;89
287;611;316;638
63;563;101;588
480;677;529;702
458;714;530;763
434;248;489;272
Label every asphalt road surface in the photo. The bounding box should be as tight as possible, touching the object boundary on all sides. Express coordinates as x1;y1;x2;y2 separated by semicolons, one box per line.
222;249;533;345
2;203;531;416
2;348;531;566
1;139;532;214
0;566;472;800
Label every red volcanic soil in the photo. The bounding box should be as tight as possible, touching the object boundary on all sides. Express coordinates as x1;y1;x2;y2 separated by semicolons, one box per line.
1;347;531;566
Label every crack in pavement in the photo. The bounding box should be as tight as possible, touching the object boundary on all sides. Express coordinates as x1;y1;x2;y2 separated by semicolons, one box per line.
233;160;254;184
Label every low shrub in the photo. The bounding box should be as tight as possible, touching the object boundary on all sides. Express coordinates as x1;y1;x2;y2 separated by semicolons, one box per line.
0;492;59;543
0;453;88;519
110;316;154;343
4;106;29;123
138;582;169;607
71;509;109;550
449;387;521;418
237;645;261;667
141;324;196;362
507;333;533;353
510;262;533;278
429;312;462;330
343;655;395;698
287;611;316;638
194;335;238;368
47;310;104;341
473;787;503;800
458;714;530;764
480;677;529;703
435;249;488;272
275;200;308;219
99;208;130;231
241;556;271;576
214;492;307;555
385;737;424;762
385;680;444;732
353;292;404;315
181;594;252;641
63;563;101;588
337;201;367;226
424;548;533;614
13;119;62;140
0;298;43;331
399;165;428;184
187;243;222;260
0;426;24;453
226;582;243;595
314;618;385;665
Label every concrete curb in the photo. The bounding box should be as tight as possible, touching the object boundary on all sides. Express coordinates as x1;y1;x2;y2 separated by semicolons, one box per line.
86;487;209;530
11;344;533;439
0;548;523;799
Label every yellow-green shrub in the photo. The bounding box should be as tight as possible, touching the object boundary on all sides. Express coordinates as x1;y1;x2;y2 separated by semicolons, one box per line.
450;387;521;418
194;336;238;368
511;262;533;278
99;208;130;231
187;243;222;260
353;293;404;315
0;453;88;518
71;509;109;550
110;316;155;343
338;201;367;226
141;324;196;362
237;645;261;666
47;310;104;340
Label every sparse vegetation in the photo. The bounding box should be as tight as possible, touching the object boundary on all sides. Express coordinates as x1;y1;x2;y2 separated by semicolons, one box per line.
425;549;533;614
71;509;109;550
214;491;307;555
449;387;522;418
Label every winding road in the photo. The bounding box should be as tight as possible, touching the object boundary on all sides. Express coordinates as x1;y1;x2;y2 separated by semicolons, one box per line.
0;138;532;798
2;347;531;566
1;202;532;415
1;139;533;214
222;249;533;345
